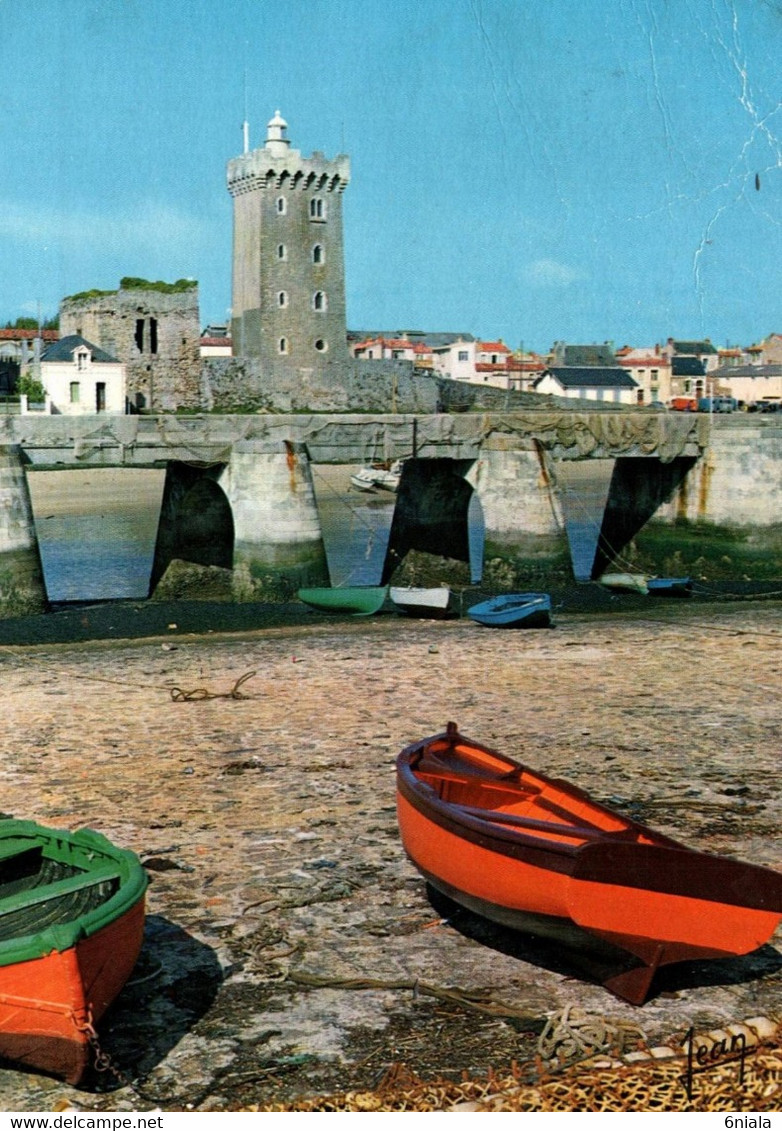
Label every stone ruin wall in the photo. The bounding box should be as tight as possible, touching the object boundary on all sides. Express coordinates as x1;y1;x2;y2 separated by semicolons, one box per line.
60;286;202;412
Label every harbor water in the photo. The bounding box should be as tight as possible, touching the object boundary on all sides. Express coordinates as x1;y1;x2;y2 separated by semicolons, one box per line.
26;465;447;602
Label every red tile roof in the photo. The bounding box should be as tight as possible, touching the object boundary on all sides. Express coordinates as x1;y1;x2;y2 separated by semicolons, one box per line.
506;358;544;371
617;355;670;367
478;341;510;353
0;328;59;341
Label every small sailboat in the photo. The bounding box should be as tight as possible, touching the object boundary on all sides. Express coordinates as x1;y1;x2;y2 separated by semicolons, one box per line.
349;468;381;492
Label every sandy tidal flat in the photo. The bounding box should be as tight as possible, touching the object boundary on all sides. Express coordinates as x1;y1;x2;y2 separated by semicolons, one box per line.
0;601;779;1110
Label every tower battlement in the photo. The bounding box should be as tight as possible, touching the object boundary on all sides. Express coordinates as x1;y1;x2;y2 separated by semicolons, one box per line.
227;146;349;197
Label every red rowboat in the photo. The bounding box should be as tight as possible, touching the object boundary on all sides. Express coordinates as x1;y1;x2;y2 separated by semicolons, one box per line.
396;723;782;1004
0;821;148;1082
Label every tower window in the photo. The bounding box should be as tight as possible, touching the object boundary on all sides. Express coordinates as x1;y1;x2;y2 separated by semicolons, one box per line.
313;291;327;312
309;198;325;220
277;243;287;260
278;337;288;354
149;317;158;355
276;196;287;215
135;319;145;352
314;338;328;353
277;291;288;308
312;244;324;264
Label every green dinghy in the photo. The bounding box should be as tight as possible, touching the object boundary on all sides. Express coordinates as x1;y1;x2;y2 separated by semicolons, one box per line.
297;585;389;616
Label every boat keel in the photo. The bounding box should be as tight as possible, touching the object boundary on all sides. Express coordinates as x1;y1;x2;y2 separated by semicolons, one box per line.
601;947;664;1005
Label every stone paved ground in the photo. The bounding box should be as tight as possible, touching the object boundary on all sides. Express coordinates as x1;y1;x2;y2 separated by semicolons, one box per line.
0;599;779;1111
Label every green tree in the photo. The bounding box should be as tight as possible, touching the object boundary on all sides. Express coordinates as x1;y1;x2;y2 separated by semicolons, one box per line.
16;371;47;403
3;317;38;330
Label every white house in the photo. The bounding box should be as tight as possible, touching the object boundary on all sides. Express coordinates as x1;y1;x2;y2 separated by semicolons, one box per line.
707;364;782;407
200;335;233;358
431;338;514;387
38;334;126;414
533;366;639;405
615;346;672;405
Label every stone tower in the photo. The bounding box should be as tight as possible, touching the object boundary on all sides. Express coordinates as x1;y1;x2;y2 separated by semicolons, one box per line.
227;111;350;369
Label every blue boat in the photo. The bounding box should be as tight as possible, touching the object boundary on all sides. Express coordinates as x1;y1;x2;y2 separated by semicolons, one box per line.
467;592;552;628
647;577;693;597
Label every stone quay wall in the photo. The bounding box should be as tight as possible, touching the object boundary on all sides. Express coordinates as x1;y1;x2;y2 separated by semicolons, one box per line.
201;356;440;415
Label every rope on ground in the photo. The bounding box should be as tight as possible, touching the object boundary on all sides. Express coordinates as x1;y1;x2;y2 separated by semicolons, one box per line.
170;669;257;702
537;1005;646;1064
286;970;538;1021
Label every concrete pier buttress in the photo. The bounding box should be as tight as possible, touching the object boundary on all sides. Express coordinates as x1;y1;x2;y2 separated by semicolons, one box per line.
0;446;47;616
218;440;329;593
465;439;567;575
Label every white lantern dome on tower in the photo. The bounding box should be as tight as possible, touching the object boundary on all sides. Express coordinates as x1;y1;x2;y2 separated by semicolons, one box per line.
266;110;290;156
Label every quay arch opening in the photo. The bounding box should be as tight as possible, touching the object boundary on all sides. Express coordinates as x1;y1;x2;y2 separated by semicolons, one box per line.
148;463;233;595
381;458;480;584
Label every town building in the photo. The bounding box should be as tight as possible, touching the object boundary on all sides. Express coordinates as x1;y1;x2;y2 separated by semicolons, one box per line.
705;363;782;407
615;345;672;405
0;330;59;395
227;111;350;371
533;366;639;405
59;279;201;411
431;338;529;387
38;334;125;414
200;325;233;358
549;342;618;368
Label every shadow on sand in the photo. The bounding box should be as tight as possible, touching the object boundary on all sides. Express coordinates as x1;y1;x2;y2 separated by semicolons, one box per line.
83;915;223;1093
426;885;782;1007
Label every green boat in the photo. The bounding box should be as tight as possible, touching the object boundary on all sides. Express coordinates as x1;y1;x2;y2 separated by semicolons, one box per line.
0;819;148;1082
297;585;389;616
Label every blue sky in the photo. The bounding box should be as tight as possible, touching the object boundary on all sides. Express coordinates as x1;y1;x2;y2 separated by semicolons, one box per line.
1;0;779;351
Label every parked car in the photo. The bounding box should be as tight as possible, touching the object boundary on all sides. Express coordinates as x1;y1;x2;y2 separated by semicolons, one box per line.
670;396;697;412
698;396;736;413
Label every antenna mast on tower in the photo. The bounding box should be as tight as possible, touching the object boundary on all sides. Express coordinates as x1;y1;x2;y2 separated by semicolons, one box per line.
242;71;249;154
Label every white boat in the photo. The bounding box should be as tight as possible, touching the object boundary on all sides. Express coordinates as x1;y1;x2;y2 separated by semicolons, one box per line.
373;462;402;491
390;586;453;618
350;468;381;492
598;572;649;595
349;461;403;493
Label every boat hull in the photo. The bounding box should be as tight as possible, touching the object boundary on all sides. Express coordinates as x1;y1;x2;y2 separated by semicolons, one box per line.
0;897;145;1083
390;587;453;619
297;586;389;616
467;593;552;628
647;577;693;597
396;726;782;1004
0;821;148;1082
598;573;649;594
